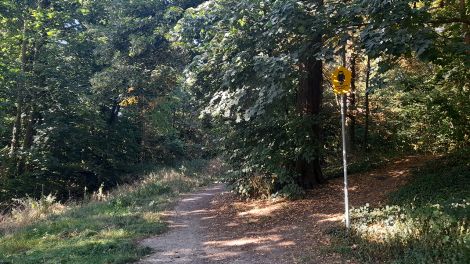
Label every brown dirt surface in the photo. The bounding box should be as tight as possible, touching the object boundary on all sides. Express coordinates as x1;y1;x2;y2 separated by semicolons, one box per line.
138;156;433;264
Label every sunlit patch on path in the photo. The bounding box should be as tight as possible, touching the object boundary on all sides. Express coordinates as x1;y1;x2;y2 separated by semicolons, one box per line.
138;156;432;263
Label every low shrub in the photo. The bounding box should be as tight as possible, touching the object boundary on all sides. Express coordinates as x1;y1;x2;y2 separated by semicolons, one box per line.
346;201;470;263
332;149;470;263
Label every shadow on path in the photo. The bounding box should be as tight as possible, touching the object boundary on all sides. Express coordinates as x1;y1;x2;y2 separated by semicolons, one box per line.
139;156;432;263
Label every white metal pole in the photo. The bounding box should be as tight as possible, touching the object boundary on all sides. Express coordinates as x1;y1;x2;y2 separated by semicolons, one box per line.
341;94;350;230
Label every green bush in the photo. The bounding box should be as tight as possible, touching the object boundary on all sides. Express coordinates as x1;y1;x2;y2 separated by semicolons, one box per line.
333;149;470;263
348;201;470;263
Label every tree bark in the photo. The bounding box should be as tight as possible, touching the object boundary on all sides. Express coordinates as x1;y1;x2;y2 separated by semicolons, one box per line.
292;0;325;189
139;95;147;163
17;107;36;175
296;56;325;189
22;107;36;150
460;0;470;45
9;20;28;158
9;99;23;157
108;98;121;125
348;55;357;150
363;57;371;149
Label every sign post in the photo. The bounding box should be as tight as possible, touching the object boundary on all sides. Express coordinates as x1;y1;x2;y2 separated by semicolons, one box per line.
331;66;352;230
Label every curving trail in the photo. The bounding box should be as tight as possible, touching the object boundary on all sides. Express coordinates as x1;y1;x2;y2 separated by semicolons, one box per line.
138;156;432;264
138;183;295;264
138;184;228;264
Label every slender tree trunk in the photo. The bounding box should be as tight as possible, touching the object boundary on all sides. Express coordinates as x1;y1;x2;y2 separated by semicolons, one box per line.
9;20;28;158
348;55;357;150
139;96;147;163
341;42;350;152
11;0;49;173
108;99;120;125
17;107;36;175
21;107;36;150
460;0;470;45
10;99;23;157
363;57;371;149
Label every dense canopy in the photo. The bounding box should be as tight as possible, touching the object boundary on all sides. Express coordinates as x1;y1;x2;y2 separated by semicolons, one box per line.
0;0;468;200
0;1;469;263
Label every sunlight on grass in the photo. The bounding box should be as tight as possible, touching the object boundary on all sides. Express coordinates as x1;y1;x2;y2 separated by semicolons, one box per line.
0;159;224;264
331;150;470;263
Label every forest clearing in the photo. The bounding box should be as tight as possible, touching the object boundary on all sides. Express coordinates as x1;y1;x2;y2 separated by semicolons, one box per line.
1;0;469;263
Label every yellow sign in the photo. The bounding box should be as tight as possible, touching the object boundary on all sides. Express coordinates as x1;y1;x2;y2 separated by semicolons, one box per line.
331;66;352;94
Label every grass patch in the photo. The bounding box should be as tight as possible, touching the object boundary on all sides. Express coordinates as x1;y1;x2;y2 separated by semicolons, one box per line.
331;149;470;263
0;159;224;264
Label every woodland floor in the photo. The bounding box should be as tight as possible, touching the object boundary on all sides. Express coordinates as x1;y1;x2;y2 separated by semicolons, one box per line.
138;156;433;264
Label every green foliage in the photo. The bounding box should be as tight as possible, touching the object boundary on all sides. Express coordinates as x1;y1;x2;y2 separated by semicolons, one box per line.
333;150;470;263
176;0;331;195
346;201;470;263
389;149;470;205
0;0;467;213
0;0;211;204
324;151;397;179
276;182;306;200
0;0;469;261
172;0;470;197
369;59;469;152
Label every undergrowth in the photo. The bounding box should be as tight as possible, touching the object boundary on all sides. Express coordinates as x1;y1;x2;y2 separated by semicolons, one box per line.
227;150;399;200
0;159;223;264
324;150;400;180
331;149;470;263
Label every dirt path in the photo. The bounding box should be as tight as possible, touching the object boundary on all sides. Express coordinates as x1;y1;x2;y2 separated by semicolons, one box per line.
138;156;432;264
138;184;225;264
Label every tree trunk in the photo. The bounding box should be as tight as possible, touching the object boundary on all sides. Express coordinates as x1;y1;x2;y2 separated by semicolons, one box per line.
348;55;357;150
9;21;28;157
108;99;120;125
296;56;325;189
21;107;36;150
16;0;49;173
292;0;325;189
139;96;147;163
459;0;470;45
9;99;23;157
363;57;371;149
17;107;37;175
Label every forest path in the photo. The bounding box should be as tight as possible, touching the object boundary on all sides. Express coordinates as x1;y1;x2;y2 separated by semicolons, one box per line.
138;156;432;264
